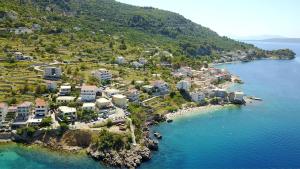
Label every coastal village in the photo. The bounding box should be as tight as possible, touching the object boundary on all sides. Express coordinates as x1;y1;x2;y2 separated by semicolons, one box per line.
0;50;247;135
0;1;297;169
1;23;286;168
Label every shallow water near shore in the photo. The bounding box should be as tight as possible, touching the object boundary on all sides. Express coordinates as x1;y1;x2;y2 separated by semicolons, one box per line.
1;41;300;169
0;143;103;169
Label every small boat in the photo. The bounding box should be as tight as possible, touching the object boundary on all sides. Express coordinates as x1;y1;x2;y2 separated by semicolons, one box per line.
154;132;162;139
253;97;263;101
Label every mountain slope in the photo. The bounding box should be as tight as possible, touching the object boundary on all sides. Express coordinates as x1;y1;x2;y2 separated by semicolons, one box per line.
0;0;254;59
0;0;295;63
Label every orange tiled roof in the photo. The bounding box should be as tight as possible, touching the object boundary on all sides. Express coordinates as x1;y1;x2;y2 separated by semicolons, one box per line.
35;98;46;106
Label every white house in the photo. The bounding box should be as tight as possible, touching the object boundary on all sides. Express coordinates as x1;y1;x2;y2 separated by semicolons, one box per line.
229;91;245;104
16;102;33;120
112;94;128;108
13;52;33;61
105;88;120;98
35;98;48;117
190;91;206;103
82;103;96;111
14;52;24;60
0;103;8;124
56;96;76;104
213;88;228;98
44;67;62;79
80;85;98;102
59;85;71;96
92;69;112;82
96;98;112;109
116;56;125;64
176;80;191;91
58;106;77;120
234;91;244;101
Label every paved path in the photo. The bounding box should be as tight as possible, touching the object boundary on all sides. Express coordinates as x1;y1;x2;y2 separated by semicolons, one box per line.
34;66;43;72
50;112;59;129
128;118;137;146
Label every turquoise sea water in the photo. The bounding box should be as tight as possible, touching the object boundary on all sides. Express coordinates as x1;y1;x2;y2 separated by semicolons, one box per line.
1;41;300;169
0;144;102;169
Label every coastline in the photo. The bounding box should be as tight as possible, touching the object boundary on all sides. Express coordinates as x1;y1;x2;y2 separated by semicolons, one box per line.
166;104;237;120
165;77;244;121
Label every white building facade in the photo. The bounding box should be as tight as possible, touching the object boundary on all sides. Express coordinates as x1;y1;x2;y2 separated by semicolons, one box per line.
190;91;206;103
80;85;98;102
35;98;48;117
92;69;112;82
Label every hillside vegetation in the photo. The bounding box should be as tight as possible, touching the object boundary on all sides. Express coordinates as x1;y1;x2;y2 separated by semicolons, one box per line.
0;0;254;61
0;0;295;103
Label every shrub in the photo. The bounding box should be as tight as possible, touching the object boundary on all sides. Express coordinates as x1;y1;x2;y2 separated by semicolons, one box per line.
40;117;52;127
96;129;127;151
106;119;113;128
59;122;69;134
17;126;37;137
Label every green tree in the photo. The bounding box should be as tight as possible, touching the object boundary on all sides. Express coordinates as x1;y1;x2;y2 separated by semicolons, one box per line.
40;117;52;127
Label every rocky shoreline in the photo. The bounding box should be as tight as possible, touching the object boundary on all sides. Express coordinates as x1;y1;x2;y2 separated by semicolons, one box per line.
213;49;295;64
0;127;159;169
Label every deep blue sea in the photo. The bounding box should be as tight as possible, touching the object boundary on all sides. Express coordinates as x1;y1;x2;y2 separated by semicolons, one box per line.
1;41;300;169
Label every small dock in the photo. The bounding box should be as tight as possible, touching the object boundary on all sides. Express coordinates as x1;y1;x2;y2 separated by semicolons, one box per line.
248;96;263;101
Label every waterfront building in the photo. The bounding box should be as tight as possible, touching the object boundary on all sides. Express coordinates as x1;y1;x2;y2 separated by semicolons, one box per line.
34;98;48;117
190;91;206;103
176;80;191;92
16;102;33;120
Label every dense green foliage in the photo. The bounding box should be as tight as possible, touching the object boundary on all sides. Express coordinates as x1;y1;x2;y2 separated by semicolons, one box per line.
128;103;147;141
95;129;130;151
16;126;37;137
40;117;53;127
77;110;98;122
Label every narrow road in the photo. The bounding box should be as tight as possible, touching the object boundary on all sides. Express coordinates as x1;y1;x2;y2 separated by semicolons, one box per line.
142;96;159;103
34;66;44;72
128;118;137;146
